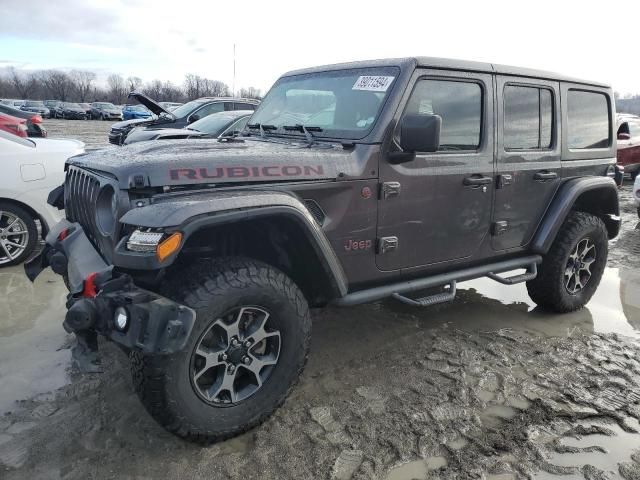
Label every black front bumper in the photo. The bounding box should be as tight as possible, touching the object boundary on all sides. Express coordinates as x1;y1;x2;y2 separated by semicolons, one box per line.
25;220;196;354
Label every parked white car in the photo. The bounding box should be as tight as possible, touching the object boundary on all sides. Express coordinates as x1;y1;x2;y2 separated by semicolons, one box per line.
0;130;84;266
634;174;640;218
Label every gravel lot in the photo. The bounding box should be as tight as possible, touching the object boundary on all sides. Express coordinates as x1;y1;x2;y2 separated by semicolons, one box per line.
1;120;640;480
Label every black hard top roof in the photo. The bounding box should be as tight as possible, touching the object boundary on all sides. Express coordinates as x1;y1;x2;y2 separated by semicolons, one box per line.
283;57;610;88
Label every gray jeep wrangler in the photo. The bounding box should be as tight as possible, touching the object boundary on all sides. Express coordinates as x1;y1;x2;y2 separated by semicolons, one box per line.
26;57;620;442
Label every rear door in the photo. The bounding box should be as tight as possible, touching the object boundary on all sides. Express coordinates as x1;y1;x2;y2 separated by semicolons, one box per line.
376;69;494;271
492;77;561;251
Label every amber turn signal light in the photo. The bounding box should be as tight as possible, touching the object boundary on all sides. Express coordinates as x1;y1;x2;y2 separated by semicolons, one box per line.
156;232;182;262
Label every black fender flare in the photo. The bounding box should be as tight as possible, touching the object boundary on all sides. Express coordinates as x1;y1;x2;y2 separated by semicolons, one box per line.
117;189;348;297
531;176;619;254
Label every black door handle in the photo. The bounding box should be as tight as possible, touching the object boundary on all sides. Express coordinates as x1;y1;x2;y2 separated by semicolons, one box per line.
534;171;558;181
463;175;493;187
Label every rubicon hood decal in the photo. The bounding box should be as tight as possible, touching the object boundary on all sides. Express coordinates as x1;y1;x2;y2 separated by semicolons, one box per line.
170;165;325;181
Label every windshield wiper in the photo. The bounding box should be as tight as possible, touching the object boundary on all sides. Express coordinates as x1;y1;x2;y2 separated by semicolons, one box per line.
282;124;323;146
246;123;277;138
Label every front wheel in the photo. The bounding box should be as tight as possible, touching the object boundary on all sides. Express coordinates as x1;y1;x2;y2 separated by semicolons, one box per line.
130;257;311;442
0;202;38;267
526;211;608;313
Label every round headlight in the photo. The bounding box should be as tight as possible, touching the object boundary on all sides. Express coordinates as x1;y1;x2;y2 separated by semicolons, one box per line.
96;184;117;236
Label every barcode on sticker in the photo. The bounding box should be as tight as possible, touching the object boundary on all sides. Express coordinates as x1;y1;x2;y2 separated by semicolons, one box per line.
352;76;395;92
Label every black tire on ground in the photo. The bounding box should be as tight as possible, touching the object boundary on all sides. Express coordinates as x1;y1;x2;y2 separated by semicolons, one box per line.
526;211;608;313
130;257;311;443
631;170;638;182
0;202;38;267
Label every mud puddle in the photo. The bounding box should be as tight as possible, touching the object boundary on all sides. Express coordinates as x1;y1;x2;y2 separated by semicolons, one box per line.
0;267;71;414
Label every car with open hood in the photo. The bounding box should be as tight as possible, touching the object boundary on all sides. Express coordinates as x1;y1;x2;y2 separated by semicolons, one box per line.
123;110;252;145
107;92;259;145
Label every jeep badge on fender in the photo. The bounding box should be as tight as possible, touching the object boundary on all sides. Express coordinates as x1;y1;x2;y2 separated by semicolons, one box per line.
26;57;619;443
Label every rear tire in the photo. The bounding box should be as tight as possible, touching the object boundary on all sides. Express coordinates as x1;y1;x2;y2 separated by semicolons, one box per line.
130;257;311;443
526;211;608;313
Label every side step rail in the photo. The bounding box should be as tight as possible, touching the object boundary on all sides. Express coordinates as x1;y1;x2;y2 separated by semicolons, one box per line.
392;281;456;307
333;255;542;307
487;262;537;285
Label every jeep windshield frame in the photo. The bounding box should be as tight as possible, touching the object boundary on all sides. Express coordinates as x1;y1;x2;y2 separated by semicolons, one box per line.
248;66;400;141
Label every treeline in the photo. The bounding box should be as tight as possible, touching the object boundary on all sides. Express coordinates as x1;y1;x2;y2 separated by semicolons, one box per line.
617;94;640;116
0;67;262;104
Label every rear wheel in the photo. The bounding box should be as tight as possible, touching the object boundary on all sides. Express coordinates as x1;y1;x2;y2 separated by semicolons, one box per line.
526;211;608;313
0;202;37;267
130;257;311;442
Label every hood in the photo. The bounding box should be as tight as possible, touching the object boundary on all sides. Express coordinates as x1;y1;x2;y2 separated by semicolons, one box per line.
67;138;369;189
111;117;159;130
124;127;203;145
128;91;172;117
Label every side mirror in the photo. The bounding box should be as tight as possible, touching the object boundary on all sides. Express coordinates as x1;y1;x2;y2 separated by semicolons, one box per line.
618;132;631;141
389;114;441;164
189;114;200;123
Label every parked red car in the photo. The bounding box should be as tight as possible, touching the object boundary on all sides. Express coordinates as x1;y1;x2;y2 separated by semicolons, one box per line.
0;112;28;138
617;114;640;180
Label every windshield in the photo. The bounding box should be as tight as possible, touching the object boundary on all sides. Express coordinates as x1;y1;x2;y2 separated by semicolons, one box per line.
189;112;240;135
171;99;206;118
66;103;81;108
96;102;116;108
249;67;398;140
26;101;44;107
128;105;148;112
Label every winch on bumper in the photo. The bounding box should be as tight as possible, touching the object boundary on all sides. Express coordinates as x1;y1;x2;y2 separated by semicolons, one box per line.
25;219;196;355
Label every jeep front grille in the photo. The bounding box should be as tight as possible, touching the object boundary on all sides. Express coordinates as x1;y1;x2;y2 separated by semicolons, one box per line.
64;166;103;248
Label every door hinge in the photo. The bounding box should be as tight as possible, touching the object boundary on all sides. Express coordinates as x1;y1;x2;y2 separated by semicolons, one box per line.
497;174;513;189
492;221;509;236
380;181;401;199
378;236;398;254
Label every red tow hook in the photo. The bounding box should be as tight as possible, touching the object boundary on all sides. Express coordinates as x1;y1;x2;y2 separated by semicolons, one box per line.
82;272;98;298
58;228;70;241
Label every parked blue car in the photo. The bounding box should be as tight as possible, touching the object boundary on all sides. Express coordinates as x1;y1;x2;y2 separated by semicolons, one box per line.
122;104;153;121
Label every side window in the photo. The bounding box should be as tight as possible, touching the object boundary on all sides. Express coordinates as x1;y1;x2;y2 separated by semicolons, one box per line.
223;117;250;136
193;102;224;120
404;79;482;151
567;90;610;149
503;85;554;150
234;102;257;111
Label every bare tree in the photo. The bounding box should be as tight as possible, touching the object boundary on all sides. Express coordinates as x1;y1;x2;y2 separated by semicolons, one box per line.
126;76;143;92
142;79;163;100
40;70;73;101
107;74;127;104
9;67;38;99
70;70;96;102
238;87;262;99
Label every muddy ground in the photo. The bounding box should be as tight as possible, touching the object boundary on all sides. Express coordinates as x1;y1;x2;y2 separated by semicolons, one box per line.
1;120;640;479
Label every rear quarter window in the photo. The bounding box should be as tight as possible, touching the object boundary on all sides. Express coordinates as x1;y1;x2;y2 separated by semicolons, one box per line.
567;90;610;149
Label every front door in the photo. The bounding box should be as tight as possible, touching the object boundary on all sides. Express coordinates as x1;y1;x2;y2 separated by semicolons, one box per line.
376;70;494;271
492;76;562;251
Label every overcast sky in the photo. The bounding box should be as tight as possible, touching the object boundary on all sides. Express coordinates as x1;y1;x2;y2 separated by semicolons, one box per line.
0;0;638;95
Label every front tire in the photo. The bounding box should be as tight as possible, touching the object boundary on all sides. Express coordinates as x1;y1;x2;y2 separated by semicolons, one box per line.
0;202;38;267
526;211;608;313
130;257;311;442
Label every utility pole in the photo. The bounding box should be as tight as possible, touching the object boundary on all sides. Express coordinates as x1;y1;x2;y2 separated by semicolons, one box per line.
232;44;236;97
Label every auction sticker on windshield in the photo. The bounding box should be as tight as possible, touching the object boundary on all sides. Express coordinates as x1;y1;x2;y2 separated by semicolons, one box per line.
352;76;395;92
